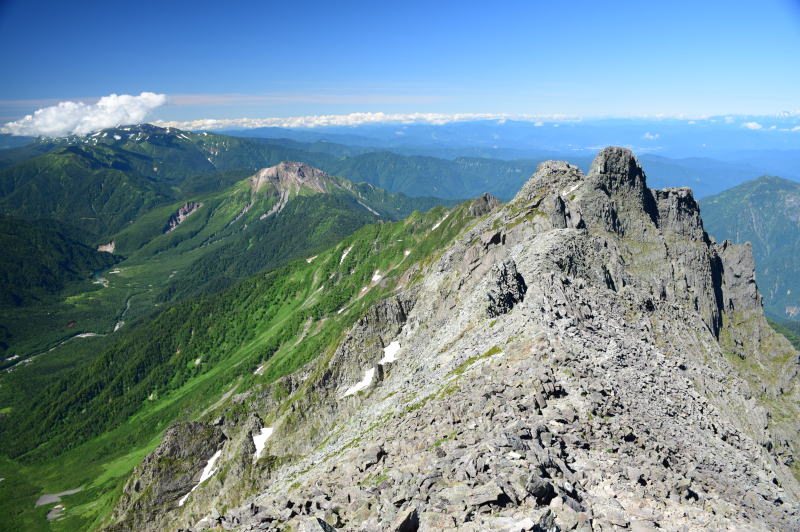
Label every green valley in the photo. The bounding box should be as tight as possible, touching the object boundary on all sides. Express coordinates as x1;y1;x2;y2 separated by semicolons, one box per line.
0;197;483;531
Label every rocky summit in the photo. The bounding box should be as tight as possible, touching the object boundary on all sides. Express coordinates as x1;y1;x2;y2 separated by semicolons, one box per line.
109;147;799;531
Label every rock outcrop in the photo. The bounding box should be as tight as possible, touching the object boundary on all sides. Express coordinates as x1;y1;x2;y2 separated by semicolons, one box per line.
97;241;115;253
468;193;501;217
109;422;226;531
164;202;204;233
108;148;800;532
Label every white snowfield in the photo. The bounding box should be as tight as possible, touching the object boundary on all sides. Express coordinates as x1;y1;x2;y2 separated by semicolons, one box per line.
178;449;223;506
379;341;401;364
252;427;274;461
431;212;449;231
340;245;353;264
342;368;376;397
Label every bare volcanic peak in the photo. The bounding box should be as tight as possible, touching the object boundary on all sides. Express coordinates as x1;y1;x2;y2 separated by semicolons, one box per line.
109;147;800;532
249;161;334;195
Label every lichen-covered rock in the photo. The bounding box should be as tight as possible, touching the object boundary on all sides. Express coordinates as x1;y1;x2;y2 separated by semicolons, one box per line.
107;422;225;531
468;193;502;217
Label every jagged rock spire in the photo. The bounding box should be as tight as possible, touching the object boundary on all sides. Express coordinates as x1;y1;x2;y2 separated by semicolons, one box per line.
587;146;647;192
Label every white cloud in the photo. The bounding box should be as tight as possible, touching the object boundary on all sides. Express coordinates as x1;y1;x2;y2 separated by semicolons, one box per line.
2;92;166;136
724;116;735;124
642;132;660;140
742;121;763;130
153;112;578;131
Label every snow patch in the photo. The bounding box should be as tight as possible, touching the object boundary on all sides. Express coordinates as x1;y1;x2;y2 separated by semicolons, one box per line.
340;245;353;264
563;182;581;196
178;449;222;506
252;427;274;461
113;134;121;140
306;255;318;263
357;200;380;216
404;249;411;257
342;368;375;397
371;271;382;283
379;341;400;364
431;212;449;231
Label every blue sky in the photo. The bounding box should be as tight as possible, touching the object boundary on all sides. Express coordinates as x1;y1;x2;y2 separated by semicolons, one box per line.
1;0;799;122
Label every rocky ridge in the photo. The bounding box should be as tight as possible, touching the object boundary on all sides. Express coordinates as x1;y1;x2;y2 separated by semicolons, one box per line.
109;148;800;531
164;202;204;233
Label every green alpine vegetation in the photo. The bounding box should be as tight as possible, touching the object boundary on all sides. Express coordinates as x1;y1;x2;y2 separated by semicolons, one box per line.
0;197;486;531
0;216;118;308
0;125;340;240
769;319;800;350
700;175;800;321
0;158;451;366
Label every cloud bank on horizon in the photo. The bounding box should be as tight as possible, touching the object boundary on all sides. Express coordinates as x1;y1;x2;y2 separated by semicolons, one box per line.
152;112;800;132
151;112;577;131
1;92;166;137
3;92;799;137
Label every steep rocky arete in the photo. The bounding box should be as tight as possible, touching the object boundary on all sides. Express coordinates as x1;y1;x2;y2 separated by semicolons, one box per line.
109;148;800;531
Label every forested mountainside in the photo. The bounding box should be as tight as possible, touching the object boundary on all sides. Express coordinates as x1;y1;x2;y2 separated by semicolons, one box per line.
701;175;800;321
0;216;118;309
0;158;449;366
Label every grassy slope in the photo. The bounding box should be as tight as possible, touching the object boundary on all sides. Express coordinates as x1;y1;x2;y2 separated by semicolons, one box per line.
0;202;479;531
769;319;800;350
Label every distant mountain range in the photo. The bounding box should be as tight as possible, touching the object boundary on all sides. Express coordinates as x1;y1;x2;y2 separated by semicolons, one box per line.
0;127;453;364
701;175;800;321
3;123;797;215
1;124;797;365
219;118;800;180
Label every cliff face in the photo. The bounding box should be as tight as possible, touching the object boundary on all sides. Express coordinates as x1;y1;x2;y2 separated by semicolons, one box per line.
109;148;800;531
